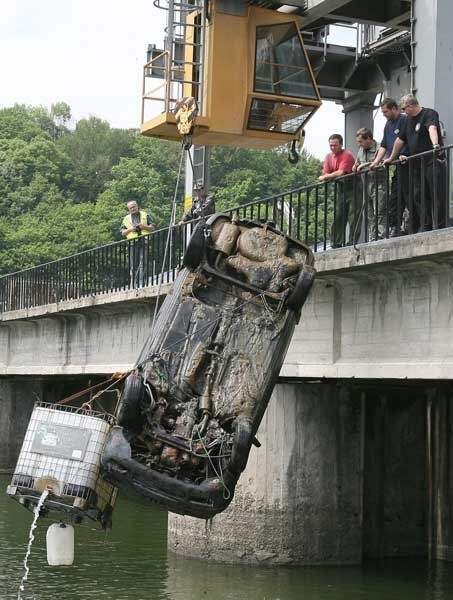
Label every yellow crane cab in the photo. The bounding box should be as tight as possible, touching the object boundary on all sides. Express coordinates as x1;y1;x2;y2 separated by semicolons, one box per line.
141;1;321;151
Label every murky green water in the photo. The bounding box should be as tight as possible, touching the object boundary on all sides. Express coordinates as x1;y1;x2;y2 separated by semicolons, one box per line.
1;475;453;600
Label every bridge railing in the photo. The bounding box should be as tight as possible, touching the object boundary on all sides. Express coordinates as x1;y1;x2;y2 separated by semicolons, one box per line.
1;145;452;314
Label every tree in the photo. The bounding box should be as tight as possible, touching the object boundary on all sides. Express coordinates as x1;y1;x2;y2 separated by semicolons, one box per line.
57;116;136;202
0;105;47;142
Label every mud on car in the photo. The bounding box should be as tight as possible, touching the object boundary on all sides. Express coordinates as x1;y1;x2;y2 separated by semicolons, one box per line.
102;213;315;519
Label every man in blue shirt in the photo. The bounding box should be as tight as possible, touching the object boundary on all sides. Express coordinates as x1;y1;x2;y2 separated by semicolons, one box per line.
370;98;409;236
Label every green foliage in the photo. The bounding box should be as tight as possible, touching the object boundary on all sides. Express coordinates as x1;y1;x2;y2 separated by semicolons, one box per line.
210;146;321;210
0;105;48;142
57;116;137;202
0;102;322;274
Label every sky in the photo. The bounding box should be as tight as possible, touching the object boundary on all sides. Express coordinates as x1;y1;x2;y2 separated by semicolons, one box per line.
0;1;384;160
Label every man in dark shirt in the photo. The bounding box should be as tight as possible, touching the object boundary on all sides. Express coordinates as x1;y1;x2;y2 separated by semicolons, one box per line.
370;98;409;236
385;94;446;232
180;185;216;223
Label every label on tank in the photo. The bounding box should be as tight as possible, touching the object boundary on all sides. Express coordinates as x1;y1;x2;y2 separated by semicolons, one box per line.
31;423;92;461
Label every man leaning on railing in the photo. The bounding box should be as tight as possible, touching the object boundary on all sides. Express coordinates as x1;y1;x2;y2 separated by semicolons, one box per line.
384;94;446;233
370;97;409;237
179;184;216;225
318;133;355;248
353;128;385;242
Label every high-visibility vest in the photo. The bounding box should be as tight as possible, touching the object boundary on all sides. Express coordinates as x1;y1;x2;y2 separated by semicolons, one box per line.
122;211;151;240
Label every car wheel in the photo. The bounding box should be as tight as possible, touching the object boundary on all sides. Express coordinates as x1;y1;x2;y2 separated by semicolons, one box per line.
286;265;316;312
183;222;206;269
117;374;145;435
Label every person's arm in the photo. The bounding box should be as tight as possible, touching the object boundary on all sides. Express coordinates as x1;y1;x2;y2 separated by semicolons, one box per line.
319;168;346;181
318;156;330;181
120;220;135;238
370;146;387;169
178;209;193;225
384;137;405;164
428;124;440;147
423;109;442;148
140;213;156;233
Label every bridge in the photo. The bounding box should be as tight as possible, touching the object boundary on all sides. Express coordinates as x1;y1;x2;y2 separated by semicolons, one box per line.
2;146;453;564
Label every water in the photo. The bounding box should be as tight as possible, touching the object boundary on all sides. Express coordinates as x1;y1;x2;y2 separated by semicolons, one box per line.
1;475;453;600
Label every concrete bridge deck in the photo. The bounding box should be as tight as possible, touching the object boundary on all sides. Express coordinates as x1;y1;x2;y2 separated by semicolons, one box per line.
2;228;453;380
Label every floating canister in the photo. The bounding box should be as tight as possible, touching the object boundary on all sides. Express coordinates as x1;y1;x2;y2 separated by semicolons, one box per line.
46;522;74;566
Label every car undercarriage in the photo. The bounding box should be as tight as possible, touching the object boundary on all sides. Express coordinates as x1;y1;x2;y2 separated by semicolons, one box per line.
102;214;315;518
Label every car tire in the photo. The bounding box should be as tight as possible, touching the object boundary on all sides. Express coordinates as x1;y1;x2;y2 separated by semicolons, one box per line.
183;222;206;269
229;418;253;476
117;374;145;435
286;265;316;312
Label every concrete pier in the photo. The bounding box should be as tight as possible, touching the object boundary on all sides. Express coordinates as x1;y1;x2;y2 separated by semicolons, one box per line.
168;383;363;565
0;378;38;472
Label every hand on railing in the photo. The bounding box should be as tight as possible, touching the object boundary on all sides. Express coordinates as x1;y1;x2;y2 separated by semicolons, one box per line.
383;155;408;167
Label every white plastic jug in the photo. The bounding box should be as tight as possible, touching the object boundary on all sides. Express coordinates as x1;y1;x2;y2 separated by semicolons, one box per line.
46;522;74;566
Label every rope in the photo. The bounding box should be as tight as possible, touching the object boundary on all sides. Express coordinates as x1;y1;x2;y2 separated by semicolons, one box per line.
54;374;125;406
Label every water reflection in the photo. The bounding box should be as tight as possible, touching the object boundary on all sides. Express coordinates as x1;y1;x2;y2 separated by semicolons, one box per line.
1;476;453;600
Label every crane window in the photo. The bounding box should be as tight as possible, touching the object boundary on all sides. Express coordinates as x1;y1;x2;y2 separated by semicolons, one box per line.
247;98;313;134
254;23;318;99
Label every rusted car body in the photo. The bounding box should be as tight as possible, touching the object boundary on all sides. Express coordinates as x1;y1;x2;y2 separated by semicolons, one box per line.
102;214;315;518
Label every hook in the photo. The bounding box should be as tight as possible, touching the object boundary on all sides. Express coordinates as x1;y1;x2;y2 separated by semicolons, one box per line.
288;139;299;164
182;134;192;151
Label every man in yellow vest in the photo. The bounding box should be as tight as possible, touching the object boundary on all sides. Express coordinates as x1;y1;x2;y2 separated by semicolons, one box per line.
120;200;156;239
120;200;156;288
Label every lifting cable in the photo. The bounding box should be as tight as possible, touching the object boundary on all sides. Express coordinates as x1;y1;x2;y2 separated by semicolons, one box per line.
150;116;201;332
150;145;186;333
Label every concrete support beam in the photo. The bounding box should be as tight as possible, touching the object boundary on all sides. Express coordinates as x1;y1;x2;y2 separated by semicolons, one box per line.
168;383;364;565
342;92;376;152
414;0;453;144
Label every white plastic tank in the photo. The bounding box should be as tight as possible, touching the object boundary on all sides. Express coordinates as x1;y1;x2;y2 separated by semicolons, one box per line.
46;522;75;566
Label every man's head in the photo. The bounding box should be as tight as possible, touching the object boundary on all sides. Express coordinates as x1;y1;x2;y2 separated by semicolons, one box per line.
380;97;400;121
127;200;139;214
328;134;344;155
193;184;207;200
355;127;374;150
399;94;421;117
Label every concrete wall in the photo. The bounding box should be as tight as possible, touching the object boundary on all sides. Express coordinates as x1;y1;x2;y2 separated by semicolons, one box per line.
0;298;158;375
284;230;453;380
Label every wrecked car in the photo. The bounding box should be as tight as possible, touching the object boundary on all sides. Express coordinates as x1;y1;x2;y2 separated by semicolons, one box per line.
102;213;315;519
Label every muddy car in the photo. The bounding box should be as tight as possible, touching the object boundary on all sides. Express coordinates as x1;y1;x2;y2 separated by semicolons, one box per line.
101;214;315;519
